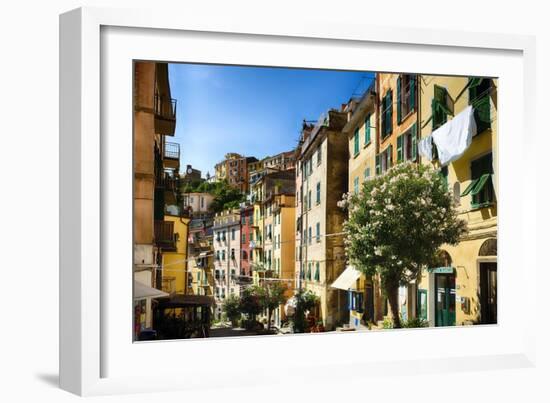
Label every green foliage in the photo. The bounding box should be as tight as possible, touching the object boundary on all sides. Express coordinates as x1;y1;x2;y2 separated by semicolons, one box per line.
222;294;241;326
256;282;287;312
288;290;319;333
382;317;394;329
401;317;429;328
181;179;246;213
343;161;467;287
342;161;467;328
239;286;262;320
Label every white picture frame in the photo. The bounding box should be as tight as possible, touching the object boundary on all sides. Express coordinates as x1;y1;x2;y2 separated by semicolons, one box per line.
60;6;537;396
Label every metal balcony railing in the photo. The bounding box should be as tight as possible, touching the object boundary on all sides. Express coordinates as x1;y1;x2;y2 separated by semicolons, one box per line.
164;142;180;160
154;93;177;121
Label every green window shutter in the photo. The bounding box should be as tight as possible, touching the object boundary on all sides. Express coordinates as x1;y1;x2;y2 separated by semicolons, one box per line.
388;144;393;167
388;90;393;134
365;115;371;144
410;75;416;110
397;76;402;123
431;98;438;130
411;123;418;160
468;77;483;88
314;262;320;281
375;154;381;175
470;173;490;196
354;129;359;155
461;178;479;197
396;135;403;163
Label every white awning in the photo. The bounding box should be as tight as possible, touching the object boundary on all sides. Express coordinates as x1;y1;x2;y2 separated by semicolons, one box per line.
134;280;170;300
198;252;208;257
330;266;362;291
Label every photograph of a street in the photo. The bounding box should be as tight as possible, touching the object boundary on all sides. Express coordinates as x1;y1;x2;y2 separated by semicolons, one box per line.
133;62;497;341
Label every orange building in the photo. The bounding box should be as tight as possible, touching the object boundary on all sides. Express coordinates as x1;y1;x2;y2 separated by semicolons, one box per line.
375;73;419;173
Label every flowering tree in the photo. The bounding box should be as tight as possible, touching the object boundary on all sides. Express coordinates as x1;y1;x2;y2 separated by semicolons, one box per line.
340;162;467;328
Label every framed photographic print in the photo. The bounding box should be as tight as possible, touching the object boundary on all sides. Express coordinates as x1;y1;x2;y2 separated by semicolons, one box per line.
60;6;537;396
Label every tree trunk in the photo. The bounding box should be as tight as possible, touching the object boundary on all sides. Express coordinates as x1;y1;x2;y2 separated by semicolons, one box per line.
267;309;272;331
387;285;402;329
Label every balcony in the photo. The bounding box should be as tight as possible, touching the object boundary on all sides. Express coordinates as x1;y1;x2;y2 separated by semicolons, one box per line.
163;142;180;169
154;220;177;250
154;93;177;136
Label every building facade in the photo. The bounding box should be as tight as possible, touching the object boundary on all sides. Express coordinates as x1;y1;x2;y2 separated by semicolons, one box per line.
333;81;381;329
416;75;498;327
213;209;242;319
374;72;420;323
133;61;179;339
295;109;349;330
182;192;214;218
214;153;258;193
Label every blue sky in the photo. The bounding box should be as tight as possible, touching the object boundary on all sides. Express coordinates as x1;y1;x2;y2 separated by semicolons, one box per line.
168;63;373;176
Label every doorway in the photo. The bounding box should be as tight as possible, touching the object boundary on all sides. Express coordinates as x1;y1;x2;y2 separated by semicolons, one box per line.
479;262;497;324
435;273;456;326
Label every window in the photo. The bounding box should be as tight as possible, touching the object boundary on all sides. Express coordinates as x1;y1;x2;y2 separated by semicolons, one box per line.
468;78;492;135
231;248;235;260
375;145;393;175
308;227;312;245
397;74;416;122
316;222;321;242
353;128;360;156
314;262;320;282
396;124;418;163
432;84;452;130
353;177;359;195
308;190;312;210
222;250;226;260
461;153;494;208
317;145;322;165
316;182;321;204
307;263;312;280
242;233;246;244
231;228;235;241
241;216;246;225
364;115;371;145
364;167;371;180
277;234;281;249
200;197;204;209
222;230;226;241
381;90;393;137
242;250;248;260
216;251;220;261
303;229;307;245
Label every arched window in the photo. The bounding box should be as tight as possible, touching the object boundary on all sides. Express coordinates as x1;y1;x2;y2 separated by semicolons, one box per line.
478;238;497;256
437;250;453;267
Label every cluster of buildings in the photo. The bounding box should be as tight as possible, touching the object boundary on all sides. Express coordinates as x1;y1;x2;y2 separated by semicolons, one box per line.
133;61;498;340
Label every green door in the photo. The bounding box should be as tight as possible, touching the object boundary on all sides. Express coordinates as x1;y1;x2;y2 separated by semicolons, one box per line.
435;273;456;326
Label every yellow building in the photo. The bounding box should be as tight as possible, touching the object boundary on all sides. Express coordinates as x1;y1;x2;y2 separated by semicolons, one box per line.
266;193;296;326
295;110;348;330
332;81;382;329
416;75;498;326
161;214;191;295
